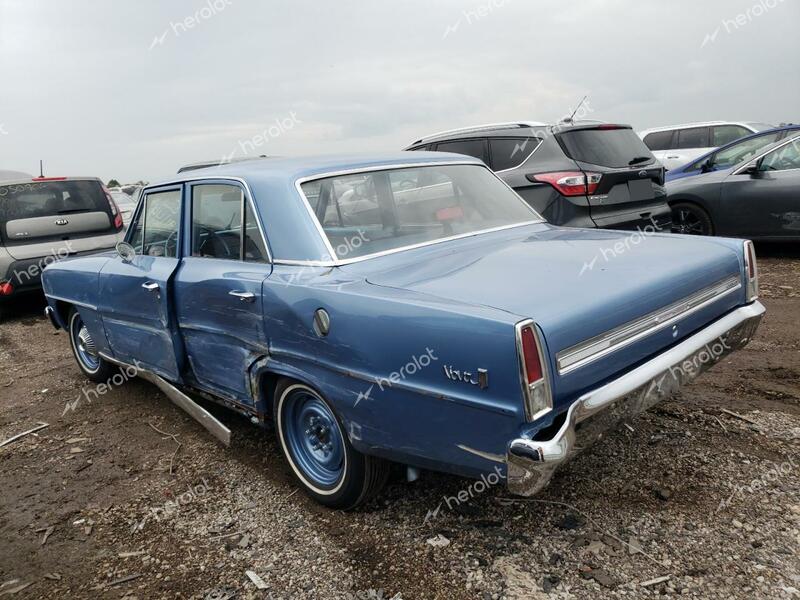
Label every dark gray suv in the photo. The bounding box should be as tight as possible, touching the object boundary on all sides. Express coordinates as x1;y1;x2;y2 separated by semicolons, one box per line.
405;121;671;231
0;176;124;320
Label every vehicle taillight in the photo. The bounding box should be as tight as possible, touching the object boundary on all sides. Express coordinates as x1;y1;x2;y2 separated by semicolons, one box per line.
528;171;602;197
520;326;543;383
0;281;13;296
516;321;552;421
743;240;759;301
102;185;124;230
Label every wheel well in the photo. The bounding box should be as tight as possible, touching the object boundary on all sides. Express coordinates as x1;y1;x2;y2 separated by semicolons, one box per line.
258;371;282;420
54;300;72;328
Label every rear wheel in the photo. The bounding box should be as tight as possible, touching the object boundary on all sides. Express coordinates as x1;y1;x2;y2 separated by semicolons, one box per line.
671;202;714;236
67;308;116;383
273;379;389;509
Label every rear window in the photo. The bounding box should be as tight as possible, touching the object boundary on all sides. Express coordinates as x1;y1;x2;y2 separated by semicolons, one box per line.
558;127;655;168
0;180;111;243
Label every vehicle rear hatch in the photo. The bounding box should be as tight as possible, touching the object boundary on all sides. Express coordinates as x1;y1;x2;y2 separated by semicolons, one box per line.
555;125;669;229
0;178;121;260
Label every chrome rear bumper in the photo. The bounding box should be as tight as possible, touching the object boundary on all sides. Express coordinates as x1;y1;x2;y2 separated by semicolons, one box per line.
507;301;765;496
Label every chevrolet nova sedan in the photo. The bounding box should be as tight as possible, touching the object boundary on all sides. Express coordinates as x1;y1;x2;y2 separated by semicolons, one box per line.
41;153;765;509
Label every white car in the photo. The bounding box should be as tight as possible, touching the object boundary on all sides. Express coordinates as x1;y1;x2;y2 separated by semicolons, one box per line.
638;121;773;170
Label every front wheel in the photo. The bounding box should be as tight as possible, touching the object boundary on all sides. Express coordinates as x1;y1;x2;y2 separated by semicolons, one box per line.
671;202;714;236
67;308;117;383
273;379;389;509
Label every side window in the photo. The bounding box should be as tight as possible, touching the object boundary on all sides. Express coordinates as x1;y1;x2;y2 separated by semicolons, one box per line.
643;130;673;151
191;184;243;260
434;139;489;164
489;137;541;171
243;201;268;262
128;189;181;258
712;125;751;147
760;138;800;172
675;127;710;149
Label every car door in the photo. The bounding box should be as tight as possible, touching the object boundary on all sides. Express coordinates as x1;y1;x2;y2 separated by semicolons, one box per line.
664;127;710;169
173;181;273;405
719;137;800;238
99;186;184;381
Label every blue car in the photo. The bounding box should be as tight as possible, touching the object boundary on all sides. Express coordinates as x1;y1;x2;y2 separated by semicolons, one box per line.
41;153;765;509
666;125;800;182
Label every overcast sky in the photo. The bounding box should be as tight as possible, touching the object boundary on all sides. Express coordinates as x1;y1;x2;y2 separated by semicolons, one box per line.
1;0;798;183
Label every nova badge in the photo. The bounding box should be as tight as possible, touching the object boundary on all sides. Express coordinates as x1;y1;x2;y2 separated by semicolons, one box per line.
443;365;489;389
55;218;69;226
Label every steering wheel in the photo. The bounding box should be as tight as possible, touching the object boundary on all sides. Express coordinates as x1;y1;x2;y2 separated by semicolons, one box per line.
164;229;179;257
196;226;233;258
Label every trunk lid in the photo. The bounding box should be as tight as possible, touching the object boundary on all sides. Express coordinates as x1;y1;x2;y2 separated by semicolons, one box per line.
356;224;744;410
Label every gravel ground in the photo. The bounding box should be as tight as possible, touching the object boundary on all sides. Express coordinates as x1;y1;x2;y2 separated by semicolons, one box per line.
0;243;798;600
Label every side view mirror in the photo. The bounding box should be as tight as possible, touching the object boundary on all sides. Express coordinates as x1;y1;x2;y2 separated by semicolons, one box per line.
699;159;714;173
740;161;760;177
116;241;136;264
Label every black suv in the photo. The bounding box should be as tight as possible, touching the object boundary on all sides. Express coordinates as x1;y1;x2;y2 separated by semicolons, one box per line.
405;122;671;231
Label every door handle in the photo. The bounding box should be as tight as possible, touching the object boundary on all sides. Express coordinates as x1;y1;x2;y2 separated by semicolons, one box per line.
142;281;160;293
229;290;256;303
666;155;680;160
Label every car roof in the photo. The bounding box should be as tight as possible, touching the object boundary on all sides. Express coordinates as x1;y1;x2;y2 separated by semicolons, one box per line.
404;120;612;148
0;175;101;186
639;121;760;135
158;152;482;186
146;152;486;263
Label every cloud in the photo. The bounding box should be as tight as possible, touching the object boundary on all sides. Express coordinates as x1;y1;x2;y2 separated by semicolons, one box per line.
0;0;797;183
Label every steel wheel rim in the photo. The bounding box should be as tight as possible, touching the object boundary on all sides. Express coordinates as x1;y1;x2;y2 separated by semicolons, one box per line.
70;314;100;372
672;208;706;235
281;389;345;490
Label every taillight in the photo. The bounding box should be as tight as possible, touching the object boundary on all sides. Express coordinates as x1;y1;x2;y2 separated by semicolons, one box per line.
520;327;543;382
743;240;759;301
528;171;602;197
102;185;124;230
516;320;552;421
0;281;14;296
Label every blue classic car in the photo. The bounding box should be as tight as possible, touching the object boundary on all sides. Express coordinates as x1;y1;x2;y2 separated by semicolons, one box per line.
41;153;765;509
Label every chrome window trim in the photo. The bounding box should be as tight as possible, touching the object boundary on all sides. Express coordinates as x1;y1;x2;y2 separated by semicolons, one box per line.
515;319;553;422
556;275;742;375
732;134;800;175
494;137;544;174
139;176;272;263
293;161;545;266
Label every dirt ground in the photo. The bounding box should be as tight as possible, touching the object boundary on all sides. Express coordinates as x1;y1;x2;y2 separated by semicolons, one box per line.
0;244;798;600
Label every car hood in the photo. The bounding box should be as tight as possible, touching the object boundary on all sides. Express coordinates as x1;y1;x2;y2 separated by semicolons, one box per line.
351;224;743;376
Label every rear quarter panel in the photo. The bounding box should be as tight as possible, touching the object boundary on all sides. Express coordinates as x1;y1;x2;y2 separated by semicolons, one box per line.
260;265;527;478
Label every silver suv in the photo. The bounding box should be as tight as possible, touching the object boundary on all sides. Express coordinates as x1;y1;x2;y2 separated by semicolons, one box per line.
0;176;125;320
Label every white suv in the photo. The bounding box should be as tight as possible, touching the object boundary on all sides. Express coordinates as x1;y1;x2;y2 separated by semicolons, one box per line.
638;121;773;170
